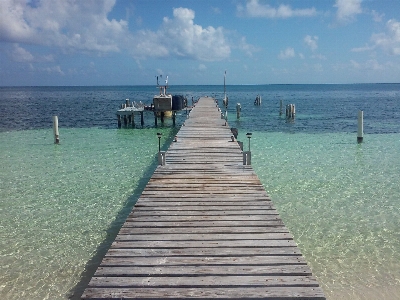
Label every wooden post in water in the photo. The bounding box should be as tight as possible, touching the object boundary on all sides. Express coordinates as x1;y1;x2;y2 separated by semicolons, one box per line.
158;151;166;165
357;110;363;143
236;103;241;119
243;151;251;165
280;99;283;115
140;112;144;126
53;116;60;144
117;115;121;128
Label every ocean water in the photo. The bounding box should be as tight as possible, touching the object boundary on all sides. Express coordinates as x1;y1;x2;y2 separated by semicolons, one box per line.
0;84;399;299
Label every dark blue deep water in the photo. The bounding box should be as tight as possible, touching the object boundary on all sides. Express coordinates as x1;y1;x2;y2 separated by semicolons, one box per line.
1;84;399;134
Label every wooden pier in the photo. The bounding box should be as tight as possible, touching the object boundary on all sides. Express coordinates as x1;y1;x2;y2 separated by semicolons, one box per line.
82;97;325;299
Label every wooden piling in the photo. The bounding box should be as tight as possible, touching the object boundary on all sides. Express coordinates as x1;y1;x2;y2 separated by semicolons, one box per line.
52;116;59;144
357;110;363;143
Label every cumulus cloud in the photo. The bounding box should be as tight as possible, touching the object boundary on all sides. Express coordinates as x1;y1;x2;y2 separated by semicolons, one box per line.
130;7;234;61
11;44;34;62
304;35;318;51
354;19;400;55
11;43;54;62
370;19;400;55
278;47;295;60
334;0;362;23
0;2;250;62
0;0;127;52
237;0;316;18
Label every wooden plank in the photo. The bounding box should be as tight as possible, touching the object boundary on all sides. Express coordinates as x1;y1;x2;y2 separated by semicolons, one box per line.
122;220;285;227
100;256;307;266
128;210;279;216
115;232;294;241
118;227;290;235
94;265;313;277
126;215;281;222
82;287;326;299
110;240;297;248
104;248;303;257
87;275;318;287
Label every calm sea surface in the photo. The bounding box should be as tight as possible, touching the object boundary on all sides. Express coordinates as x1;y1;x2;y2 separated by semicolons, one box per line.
1;84;399;299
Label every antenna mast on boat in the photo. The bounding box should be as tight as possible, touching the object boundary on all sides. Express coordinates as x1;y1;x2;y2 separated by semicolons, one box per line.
224;70;226;100
156;74;169;96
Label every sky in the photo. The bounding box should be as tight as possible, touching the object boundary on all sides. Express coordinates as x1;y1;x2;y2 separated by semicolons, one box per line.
1;0;400;86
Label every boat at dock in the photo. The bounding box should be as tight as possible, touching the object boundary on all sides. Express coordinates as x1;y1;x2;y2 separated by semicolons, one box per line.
153;75;173;117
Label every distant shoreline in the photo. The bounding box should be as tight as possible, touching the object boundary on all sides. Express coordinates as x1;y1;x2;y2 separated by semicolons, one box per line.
1;82;400;88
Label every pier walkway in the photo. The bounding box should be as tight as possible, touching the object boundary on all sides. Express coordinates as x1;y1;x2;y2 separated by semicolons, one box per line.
82;97;325;299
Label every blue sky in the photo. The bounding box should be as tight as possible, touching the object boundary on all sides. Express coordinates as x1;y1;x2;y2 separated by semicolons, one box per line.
1;0;400;86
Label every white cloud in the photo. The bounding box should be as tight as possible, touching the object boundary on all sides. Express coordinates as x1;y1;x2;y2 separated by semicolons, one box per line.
351;45;374;52
211;7;221;14
198;64;207;71
371;10;384;23
132;7;230;61
311;54;327;60
11;43;54;62
370;19;400;55
334;0;362;23
238;0;316;19
44;65;64;75
0;2;241;62
238;36;260;57
304;35;318;51
0;0;128;52
351;59;385;71
278;47;295;60
12;44;34;62
351;19;400;55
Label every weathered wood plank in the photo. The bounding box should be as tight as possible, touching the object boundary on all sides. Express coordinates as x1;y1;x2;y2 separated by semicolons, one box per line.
94;265;312;277
110;240;297;248
122;220;285;227
128;210;279;217
118;226;289;235
115;232;293;241
126;215;281;222
87;275;318;287
100;256;307;266
104;248;303;257
82;287;326;299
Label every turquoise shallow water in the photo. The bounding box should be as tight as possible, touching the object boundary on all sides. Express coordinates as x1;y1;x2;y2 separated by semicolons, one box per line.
1;84;400;299
248;131;400;299
0;127;178;299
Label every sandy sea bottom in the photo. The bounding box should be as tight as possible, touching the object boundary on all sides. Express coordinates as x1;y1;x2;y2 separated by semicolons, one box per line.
0;127;176;299
248;131;400;299
1;128;399;299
